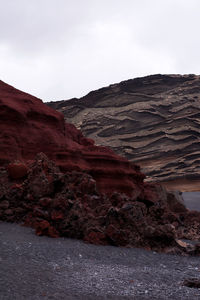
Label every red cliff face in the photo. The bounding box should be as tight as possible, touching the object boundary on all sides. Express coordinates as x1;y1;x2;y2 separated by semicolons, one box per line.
0;80;143;196
1;80;200;254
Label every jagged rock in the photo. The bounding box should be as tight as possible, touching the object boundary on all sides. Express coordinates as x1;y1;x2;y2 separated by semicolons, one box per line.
1;79;200;254
183;278;200;288
0;153;200;254
0;200;9;209
48;74;200;192
7;162;28;179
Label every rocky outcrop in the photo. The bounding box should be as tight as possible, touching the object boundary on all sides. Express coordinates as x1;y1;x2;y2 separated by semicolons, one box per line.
1;152;200;255
48;74;200;191
0;80;144;196
1;80;200;254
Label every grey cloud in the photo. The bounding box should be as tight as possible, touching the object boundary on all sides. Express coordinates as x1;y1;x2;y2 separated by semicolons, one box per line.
0;0;199;101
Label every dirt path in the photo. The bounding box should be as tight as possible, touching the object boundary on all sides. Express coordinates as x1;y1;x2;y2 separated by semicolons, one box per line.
1;222;200;299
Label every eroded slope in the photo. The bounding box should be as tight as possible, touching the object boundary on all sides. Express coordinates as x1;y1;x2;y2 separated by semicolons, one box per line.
48;74;200;191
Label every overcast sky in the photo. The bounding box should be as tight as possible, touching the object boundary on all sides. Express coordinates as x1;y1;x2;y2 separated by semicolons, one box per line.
0;0;200;102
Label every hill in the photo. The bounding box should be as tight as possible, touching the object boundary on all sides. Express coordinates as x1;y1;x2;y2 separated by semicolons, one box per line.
47;74;200;191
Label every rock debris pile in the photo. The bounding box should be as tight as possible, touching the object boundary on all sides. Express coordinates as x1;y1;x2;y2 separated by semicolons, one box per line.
0;153;200;255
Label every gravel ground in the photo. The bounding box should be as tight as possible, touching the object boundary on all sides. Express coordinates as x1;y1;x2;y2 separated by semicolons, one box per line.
1;222;200;300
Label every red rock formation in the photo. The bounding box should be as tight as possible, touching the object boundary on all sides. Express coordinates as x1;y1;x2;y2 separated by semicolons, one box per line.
0;153;200;254
1;80;200;254
0;80;143;195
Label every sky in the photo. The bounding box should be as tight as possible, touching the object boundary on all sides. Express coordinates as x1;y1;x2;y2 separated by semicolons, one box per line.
0;0;200;102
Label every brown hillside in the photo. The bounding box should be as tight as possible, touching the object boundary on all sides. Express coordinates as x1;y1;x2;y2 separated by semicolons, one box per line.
48;74;200;191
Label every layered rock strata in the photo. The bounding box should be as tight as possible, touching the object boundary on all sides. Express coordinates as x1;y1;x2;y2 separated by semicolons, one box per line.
1;79;200;254
48;74;200;191
0;80;143;196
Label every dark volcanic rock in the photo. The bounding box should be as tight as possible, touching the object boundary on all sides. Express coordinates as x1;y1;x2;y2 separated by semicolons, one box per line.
183;278;200;288
1;152;200;254
48;74;200;192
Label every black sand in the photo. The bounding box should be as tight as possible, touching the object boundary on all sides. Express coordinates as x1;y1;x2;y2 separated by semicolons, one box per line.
1;222;200;300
